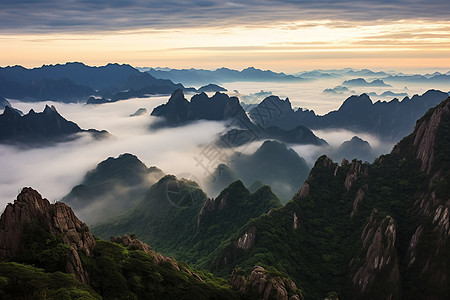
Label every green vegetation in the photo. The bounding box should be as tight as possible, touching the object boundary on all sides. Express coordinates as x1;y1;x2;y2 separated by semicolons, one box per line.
13;219;71;273
0;262;101;300
92;177;281;269
84;239;237;299
210;150;431;299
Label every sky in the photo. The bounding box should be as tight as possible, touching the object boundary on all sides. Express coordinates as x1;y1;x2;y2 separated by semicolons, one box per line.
1;0;450;72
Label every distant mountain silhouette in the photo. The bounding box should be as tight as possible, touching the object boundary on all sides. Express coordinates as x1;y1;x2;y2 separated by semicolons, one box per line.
0;62;139;91
0;62;193;103
249;90;449;141
147;67;305;85
0;76;95;102
330;136;374;162
129;107;148;117
342;78;391;87
323;85;355;95
0;105;107;145
382;73;450;85
151;89;252;128
367;91;409;99
197;84;227;93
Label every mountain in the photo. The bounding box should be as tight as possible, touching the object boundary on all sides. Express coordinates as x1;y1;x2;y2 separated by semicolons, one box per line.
62;153;164;224
198;84;227;93
92;176;282;269
249;90;449;141
323;86;355;95
0;187;96;283
341;78;391;87
330;136;374;162
101;72;193;102
130;107;148;117
147;67;305;86
151;89;252;128
207;140;311;202
0;62;139;91
0;105;108;145
0;188;249;299
367;91;409;99
382;73;450;85
219;125;327;148
0;62;192;103
0;75;95;102
208;97;450;299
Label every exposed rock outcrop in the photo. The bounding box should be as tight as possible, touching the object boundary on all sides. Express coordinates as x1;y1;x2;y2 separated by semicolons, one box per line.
235;226;257;251
349;209;400;299
0;187;95;283
231;266;303;300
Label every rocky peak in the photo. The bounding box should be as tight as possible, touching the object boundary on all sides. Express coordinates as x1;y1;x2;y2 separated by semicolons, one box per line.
230;266;303;300
393;97;450;174
0;187;95;283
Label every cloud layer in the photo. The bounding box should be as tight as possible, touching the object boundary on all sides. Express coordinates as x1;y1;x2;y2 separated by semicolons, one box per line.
1;1;449;33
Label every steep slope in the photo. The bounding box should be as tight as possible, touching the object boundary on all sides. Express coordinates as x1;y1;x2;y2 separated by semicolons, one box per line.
0;187;96;283
92;176;281;268
209;97;450;299
0;188;241;299
250;90;448;141
62;153;164;224
0;105;107;145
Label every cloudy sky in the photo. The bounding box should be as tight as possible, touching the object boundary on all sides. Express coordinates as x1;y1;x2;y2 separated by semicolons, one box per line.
1;0;449;71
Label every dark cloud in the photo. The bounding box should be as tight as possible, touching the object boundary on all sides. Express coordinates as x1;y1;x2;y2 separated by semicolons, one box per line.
0;0;449;33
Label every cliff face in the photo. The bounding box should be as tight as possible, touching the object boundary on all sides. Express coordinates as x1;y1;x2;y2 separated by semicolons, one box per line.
349;210;400;299
210;97;450;299
0;187;95;283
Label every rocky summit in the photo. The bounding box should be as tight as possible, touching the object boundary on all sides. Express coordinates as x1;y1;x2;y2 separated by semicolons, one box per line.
0;187;95;283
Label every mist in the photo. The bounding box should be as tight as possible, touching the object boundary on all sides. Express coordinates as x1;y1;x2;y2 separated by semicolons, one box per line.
0;74;433;211
0;96;228;209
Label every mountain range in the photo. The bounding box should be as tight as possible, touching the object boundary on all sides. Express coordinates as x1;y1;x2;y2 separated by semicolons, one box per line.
249;89;449;141
0;62;190;103
146;67;305;86
0;95;448;299
94;95;449;299
0;105;108;145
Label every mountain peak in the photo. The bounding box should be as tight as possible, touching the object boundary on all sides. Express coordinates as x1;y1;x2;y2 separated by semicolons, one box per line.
0;187;95;283
393;96;450;174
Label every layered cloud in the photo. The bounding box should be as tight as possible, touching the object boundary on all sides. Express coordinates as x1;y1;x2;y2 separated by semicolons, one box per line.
1;0;449;33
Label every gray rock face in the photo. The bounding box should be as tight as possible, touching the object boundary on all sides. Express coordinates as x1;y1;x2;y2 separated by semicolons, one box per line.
231;266;302;300
0;187;95;283
349;209;400;299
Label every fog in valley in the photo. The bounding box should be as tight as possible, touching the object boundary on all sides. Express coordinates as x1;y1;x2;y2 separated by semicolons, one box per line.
1;76;447;212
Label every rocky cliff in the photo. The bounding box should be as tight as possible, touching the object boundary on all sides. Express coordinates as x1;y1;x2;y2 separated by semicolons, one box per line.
0;187;95;283
210;97;450;299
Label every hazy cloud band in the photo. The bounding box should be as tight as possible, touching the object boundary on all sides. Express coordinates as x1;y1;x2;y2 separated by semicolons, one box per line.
1;0;450;33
